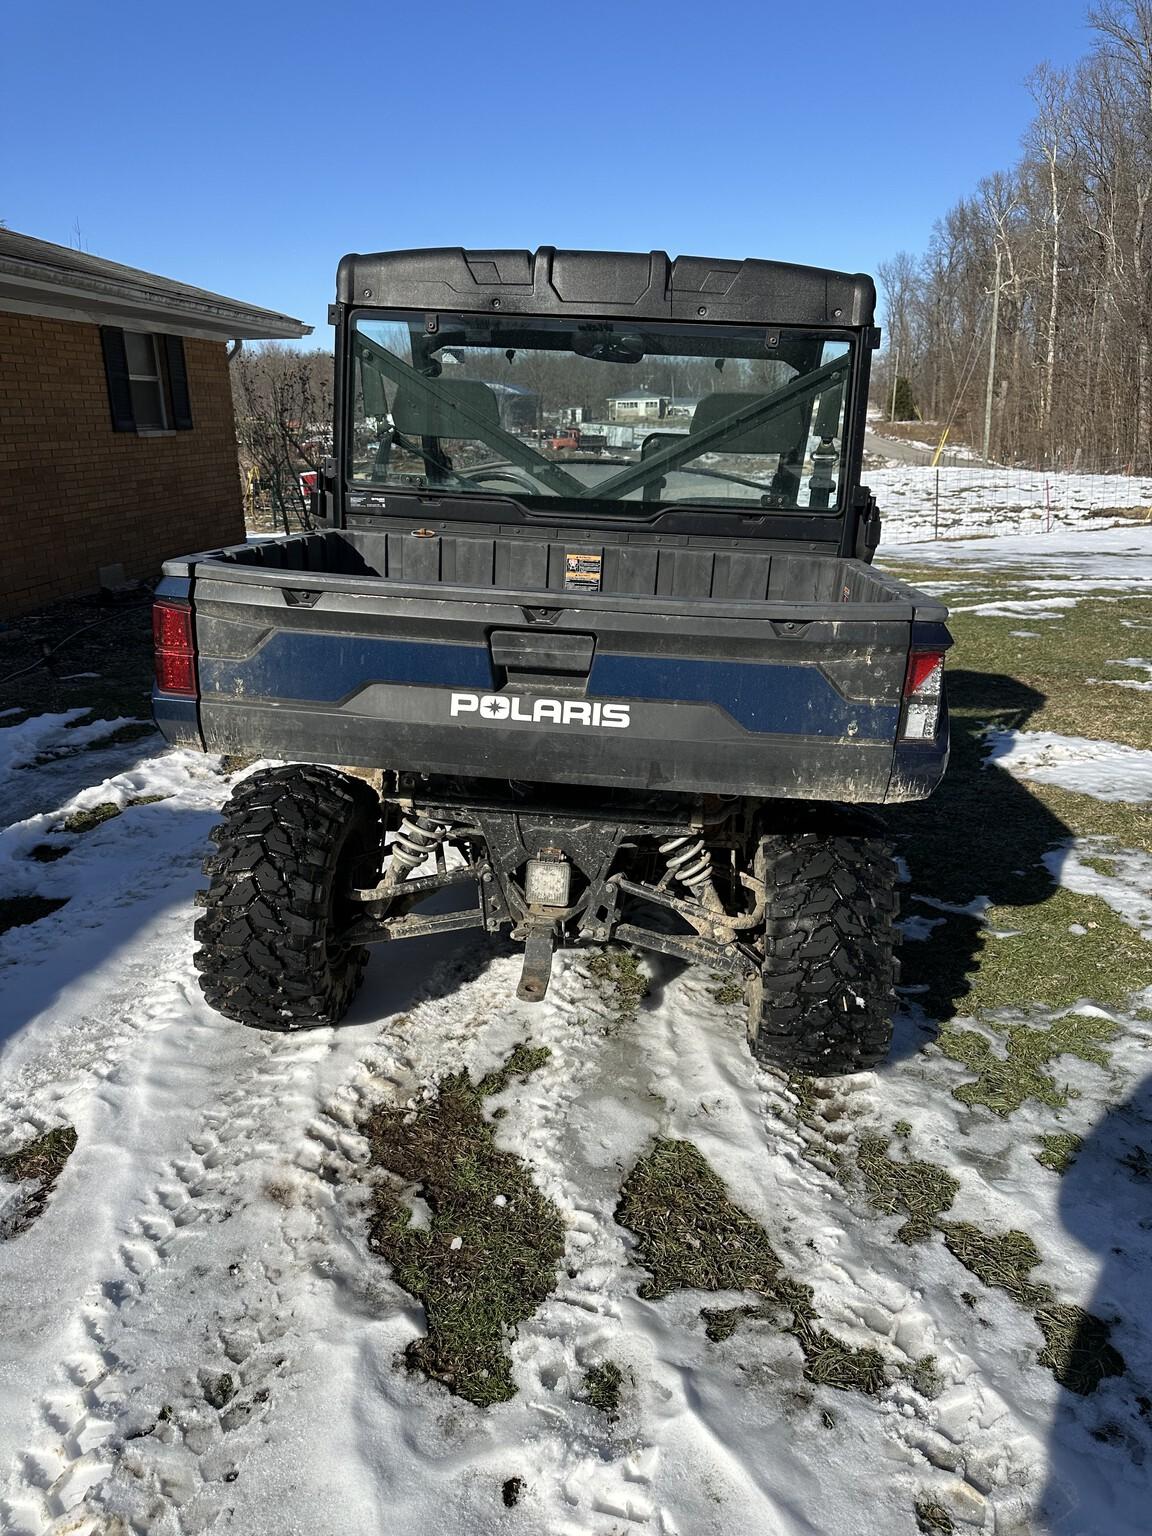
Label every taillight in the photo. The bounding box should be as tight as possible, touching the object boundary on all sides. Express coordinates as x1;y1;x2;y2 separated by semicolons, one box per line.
153;599;197;696
900;649;944;741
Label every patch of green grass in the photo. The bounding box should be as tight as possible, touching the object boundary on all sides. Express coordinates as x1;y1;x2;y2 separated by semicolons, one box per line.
914;1497;956;1535
789;1314;887;1394
903;888;1152;1022
701;1307;743;1342
1036;794;1152;858
62;792;169;835
879;577;1152;751
586;949;648;1023
1035;1132;1083;1174
937;1013;1118;1116
880;579;1152;1056
0;1126;77;1237
856;1135;961;1244
618;1139;887;1395
843;1129;1124;1395
991;892;1147;1013
618;1140;781;1299
63;802;122;833
583;1360;623;1419
787;1074;821;1127
362;1045;564;1406
474;1042;552;1100
938;1222;1124;1394
0;896;69;935
711;975;744;1006
910;1355;944;1399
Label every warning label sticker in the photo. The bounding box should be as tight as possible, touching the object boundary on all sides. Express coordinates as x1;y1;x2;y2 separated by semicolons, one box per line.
564;551;602;592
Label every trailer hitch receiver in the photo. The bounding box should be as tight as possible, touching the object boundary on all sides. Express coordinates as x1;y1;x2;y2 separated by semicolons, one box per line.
517;922;556;1002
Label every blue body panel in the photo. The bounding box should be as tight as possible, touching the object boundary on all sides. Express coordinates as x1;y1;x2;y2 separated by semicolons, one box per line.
589;654;899;739
195;633;898;741
198;634;496;700
152;693;203;748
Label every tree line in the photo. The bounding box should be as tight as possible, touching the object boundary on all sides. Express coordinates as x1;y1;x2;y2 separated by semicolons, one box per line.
879;2;1152;472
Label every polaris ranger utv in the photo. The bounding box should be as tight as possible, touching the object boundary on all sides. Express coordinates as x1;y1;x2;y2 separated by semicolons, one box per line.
153;247;951;1074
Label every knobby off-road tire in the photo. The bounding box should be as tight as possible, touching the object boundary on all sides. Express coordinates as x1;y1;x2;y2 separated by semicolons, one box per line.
195;765;381;1031
748;825;899;1075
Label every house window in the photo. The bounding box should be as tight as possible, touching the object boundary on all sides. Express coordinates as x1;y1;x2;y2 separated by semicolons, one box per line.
125;332;167;429
100;326;194;434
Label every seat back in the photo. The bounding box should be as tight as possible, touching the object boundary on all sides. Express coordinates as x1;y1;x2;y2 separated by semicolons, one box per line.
392;378;501;439
688;391;805;455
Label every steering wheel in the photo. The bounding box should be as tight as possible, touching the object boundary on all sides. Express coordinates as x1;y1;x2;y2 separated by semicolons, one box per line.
463;467;546;493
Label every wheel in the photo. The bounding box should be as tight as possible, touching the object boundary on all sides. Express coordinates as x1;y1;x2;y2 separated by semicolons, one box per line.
747;821;898;1075
194;765;381;1031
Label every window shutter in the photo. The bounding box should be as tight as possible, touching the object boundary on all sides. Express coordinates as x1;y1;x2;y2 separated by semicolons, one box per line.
163;334;193;430
100;326;135;431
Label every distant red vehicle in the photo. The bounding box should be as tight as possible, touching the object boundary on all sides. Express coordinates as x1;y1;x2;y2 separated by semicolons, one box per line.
549;427;605;452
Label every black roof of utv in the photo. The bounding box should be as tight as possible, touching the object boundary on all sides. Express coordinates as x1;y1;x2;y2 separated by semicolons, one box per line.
336;247;876;328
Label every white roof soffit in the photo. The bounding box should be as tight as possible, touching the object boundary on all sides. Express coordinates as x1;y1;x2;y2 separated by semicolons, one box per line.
0;245;311;342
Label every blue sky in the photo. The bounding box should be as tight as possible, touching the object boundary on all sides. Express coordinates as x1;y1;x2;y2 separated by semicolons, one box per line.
3;0;1092;339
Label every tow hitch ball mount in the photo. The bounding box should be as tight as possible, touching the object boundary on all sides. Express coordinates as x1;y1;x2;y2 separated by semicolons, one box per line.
515;848;570;1002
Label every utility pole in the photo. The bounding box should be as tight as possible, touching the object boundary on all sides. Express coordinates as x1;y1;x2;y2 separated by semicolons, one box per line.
889;345;900;422
982;244;1003;464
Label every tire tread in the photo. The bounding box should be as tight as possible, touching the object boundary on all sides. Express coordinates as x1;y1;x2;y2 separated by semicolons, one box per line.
195;765;379;1031
750;828;898;1075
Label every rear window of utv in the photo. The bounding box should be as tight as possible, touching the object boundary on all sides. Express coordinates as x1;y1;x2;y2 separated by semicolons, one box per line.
347;311;857;522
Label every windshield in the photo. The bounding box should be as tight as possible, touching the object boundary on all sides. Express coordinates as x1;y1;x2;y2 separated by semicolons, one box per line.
349;313;853;514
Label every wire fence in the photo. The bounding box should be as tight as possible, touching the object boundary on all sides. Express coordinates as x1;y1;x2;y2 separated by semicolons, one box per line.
870;461;1152;543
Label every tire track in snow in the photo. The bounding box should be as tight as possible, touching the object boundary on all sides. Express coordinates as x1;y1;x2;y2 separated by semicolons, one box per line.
0;1000;357;1536
245;946;684;1534
572;964;1020;1534
754;1055;1040;1530
486;954;677;1534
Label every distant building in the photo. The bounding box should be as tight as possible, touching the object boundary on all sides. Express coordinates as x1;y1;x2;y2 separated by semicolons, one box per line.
0;229;309;616
607;391;669;423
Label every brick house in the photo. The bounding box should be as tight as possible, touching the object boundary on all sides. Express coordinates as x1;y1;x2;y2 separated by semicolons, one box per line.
0;230;309;617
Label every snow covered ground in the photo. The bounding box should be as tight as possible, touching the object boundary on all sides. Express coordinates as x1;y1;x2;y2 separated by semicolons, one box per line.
0;528;1150;1536
871;465;1152;543
985;730;1152;803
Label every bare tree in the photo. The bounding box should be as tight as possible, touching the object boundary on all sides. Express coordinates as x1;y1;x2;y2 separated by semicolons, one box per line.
231;346;334;532
876;2;1152;472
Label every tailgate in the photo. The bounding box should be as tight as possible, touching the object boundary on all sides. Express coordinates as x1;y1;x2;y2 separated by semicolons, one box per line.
180;554;930;802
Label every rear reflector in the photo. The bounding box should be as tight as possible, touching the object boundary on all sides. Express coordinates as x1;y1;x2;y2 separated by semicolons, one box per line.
153;598;197;696
900;650;944;742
